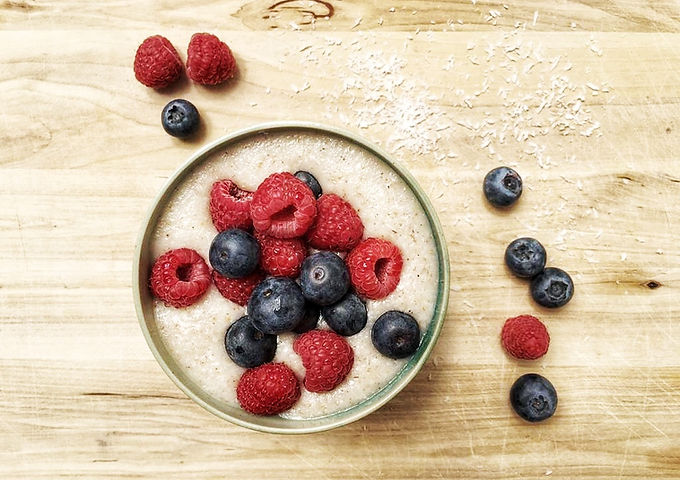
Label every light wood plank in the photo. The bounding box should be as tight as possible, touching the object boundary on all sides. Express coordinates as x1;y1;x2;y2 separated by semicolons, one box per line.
1;8;680;480
1;1;680;32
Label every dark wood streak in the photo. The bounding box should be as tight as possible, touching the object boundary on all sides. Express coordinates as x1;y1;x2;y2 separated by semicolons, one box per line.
263;0;334;24
3;0;37;10
617;174;641;185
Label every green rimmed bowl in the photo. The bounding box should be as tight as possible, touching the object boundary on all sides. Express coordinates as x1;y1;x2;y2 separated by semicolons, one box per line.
132;121;449;434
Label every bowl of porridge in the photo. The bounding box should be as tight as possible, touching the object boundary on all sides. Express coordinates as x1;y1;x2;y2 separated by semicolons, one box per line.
133;122;449;433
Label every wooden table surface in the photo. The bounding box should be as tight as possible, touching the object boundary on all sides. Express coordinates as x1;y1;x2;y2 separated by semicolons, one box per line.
2;1;680;478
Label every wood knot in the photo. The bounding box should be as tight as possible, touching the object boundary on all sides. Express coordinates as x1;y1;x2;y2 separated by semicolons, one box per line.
644;280;661;290
235;0;334;30
264;0;334;27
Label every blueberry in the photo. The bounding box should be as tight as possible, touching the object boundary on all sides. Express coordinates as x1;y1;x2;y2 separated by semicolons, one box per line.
483;166;523;207
321;292;367;336
371;311;421;359
505;237;547;278
294;171;322;198
224;316;276;368
509;373;558;423
209;228;260;279
161;99;200;138
293;303;320;334
530;267;574;308
299;251;350;306
248;277;305;334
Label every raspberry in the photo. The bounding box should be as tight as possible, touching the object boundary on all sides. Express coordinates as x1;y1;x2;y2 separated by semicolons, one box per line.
186;33;237;86
293;329;354;393
133;35;183;89
501;315;550;360
255;232;306;278
212;269;265;306
209;179;254;232
236;363;301;415
306;194;364;252
250;172;317;239
346;238;403;300
150;248;211;307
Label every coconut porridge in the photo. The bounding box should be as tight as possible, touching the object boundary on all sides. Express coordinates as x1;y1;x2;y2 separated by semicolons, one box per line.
150;130;439;419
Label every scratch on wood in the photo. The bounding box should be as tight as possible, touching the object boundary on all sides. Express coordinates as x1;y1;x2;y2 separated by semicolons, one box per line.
271;437;336;479
15;214;28;264
82;392;184;400
617;430;632;480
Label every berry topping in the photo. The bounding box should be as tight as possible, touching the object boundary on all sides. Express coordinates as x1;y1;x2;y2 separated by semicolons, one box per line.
483;166;523;207
371;311;421;359
509;373;558;423
294;170;322;198
346;238;403;300
321;292;367;336
236;363;301;415
186;33;237;86
530;267;574;308
293;330;354;393
247;277;305;334
250;172;317;239
225;316;277;368
212;268;265;306
133;35;183;89
505;237;547;278
501;315;550;360
306;194;364;251
299;251;350;306
209;179;254;232
209;228;260;279
256;232;306;278
161;99;200;138
293;303;320;334
150;248;211;308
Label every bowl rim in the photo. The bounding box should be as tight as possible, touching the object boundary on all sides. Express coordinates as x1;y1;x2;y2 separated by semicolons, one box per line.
132;121;450;434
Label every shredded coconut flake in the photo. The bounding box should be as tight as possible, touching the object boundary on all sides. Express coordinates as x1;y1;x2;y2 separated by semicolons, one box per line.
288;11;609;172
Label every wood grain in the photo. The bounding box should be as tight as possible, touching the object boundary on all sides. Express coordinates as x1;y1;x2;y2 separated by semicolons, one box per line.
1;0;680;32
1;1;680;478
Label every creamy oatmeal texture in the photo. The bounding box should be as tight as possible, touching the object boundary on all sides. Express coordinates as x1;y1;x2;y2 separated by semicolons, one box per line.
151;130;438;419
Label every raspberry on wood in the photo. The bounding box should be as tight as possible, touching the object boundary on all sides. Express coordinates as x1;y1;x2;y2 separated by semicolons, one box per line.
134;35;183;89
186;33;237;86
501;315;550;360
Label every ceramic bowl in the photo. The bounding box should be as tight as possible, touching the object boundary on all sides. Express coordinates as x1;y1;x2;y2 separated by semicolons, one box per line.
132;122;449;433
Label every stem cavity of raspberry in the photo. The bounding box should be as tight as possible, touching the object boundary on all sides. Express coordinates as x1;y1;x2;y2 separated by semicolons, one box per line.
176;263;193;282
270;205;298;226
